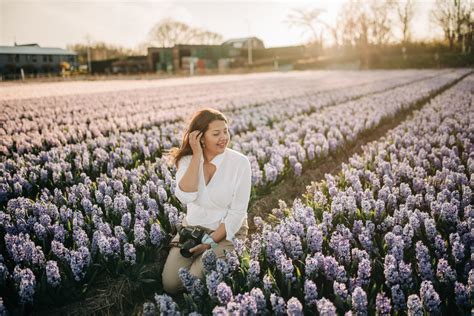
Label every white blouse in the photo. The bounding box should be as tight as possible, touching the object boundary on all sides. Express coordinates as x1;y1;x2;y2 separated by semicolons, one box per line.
173;148;252;242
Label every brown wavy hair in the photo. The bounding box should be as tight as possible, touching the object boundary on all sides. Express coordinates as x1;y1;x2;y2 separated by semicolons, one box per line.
166;108;228;168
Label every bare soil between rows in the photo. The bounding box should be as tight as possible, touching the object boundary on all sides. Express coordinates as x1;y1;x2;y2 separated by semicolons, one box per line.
247;116;401;234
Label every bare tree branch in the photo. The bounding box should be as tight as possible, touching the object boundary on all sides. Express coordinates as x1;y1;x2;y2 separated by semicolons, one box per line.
396;0;416;44
430;0;472;49
285;8;326;45
146;18;223;47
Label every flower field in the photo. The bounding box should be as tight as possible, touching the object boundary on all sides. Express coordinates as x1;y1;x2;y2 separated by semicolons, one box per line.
0;70;472;315
0;70;445;156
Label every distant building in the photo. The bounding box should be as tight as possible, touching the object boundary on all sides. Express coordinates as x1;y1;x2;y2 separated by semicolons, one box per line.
90;56;150;74
0;43;78;79
222;37;265;59
222;37;264;49
111;56;149;74
148;44;227;73
147;37;267;72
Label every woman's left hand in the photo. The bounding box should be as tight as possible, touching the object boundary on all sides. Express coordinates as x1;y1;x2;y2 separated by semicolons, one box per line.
189;243;211;256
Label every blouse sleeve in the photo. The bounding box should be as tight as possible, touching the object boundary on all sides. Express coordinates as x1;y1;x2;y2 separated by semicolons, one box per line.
174;156;199;205
223;157;252;242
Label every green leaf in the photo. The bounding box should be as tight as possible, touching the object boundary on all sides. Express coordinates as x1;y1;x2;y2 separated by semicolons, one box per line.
139;278;157;284
295;265;302;279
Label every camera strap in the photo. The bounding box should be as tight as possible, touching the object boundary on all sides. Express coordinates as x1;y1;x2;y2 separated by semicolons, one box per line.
195;225;214;234
169;241;180;248
168;224;214;248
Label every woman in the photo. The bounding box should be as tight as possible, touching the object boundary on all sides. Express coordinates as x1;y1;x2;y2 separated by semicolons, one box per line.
162;108;251;295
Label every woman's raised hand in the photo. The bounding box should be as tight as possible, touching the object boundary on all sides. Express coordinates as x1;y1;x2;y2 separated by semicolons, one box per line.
189;130;203;156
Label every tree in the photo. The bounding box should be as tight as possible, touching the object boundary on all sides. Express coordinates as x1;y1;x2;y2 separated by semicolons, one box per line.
321;18;342;48
338;1;365;48
194;30;225;45
146;18;223;47
333;0;398;68
337;0;396;48
431;0;472;50
286;8;326;46
369;0;397;46
396;0;417;44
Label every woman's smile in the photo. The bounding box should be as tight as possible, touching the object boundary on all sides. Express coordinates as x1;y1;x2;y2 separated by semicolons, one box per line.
203;120;229;151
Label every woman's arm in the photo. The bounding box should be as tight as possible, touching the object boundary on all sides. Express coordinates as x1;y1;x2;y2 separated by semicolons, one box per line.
178;130;203;193
210;223;226;243
178;153;201;192
190;223;226;254
174;131;203;204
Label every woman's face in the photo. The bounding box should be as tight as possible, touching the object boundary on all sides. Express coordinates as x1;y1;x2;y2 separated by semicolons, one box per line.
201;120;229;155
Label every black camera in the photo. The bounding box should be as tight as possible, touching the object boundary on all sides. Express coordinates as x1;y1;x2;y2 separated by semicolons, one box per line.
176;224;206;258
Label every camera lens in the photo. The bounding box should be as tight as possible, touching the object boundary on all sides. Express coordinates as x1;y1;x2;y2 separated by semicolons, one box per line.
180;240;197;258
180;248;192;258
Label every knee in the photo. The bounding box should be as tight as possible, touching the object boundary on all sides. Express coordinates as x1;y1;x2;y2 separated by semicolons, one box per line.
188;262;205;280
162;269;182;295
161;251;185;295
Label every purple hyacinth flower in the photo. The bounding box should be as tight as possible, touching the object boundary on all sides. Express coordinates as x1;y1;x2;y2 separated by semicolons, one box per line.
316;298;337;316
287;297;303;316
375;292;391;316
13;266;36;304
45;260;61;287
216;282;233;304
352;286;367;315
202;249;217;273
406;294;423;316
270;294;286;315
304;279;318;306
154;293;179;315
419;280;440;313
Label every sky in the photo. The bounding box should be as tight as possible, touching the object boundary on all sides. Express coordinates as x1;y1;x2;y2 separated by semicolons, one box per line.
1;0;442;50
